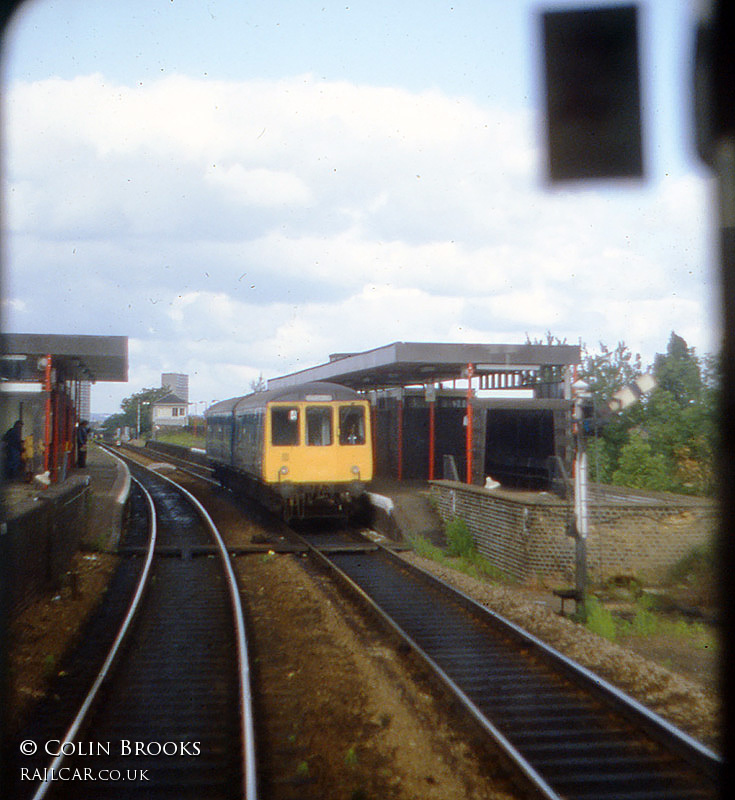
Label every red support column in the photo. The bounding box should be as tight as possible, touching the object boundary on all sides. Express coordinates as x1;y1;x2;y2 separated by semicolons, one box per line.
51;389;59;482
43;355;52;474
466;363;474;485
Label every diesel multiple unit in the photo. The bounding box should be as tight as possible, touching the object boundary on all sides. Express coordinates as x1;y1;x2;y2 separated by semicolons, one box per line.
205;381;373;519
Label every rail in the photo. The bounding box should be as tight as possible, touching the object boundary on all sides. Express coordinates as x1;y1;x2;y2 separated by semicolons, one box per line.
29;473;157;800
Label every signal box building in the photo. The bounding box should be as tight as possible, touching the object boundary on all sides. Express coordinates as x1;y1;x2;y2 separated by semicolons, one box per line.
267;342;581;491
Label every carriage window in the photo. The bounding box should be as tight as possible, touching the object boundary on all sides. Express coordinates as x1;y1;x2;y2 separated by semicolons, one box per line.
339;406;366;445
306;407;333;446
271;407;299;446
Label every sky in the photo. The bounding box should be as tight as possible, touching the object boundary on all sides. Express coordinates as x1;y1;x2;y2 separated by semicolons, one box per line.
0;0;718;414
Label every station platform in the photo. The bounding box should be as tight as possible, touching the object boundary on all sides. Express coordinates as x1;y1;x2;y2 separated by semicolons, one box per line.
366;480;446;547
3;445;130;548
82;444;131;549
2;445;130;613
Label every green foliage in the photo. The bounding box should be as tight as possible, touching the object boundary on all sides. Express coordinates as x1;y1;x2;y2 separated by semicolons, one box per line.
581;341;643;408
611;432;670;492
654;332;703;405
408;534;513;584
667;540;714;585
583;596;618;641
155;428;203;448
43;654;56;679
100;386;170;437
579;332;718;497
295;761;310;778
629;595;658;637
445;517;474;557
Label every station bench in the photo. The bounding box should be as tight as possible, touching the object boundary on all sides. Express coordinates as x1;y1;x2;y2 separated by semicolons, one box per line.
553;587;583;616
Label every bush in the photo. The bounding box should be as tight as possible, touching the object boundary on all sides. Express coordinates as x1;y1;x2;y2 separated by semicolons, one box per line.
445;517;474;557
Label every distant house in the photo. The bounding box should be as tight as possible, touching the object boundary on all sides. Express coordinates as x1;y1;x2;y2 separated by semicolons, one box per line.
152;392;188;428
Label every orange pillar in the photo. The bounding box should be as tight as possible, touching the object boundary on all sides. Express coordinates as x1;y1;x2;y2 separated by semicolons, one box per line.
43;355;52;474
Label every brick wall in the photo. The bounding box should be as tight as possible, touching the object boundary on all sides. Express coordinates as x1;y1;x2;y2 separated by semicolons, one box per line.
430;480;716;585
2;477;90;614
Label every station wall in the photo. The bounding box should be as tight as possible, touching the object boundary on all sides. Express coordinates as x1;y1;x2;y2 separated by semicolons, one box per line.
2;477;89;613
430;480;716;584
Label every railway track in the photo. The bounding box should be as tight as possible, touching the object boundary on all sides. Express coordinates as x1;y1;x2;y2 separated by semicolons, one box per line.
86;443;721;798
293;525;721;800
12;450;256;800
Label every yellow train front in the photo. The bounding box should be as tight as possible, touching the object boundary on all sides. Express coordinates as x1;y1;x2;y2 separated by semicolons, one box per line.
205;381;373;519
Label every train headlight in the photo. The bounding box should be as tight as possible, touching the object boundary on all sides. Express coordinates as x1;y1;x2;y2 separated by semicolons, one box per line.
279;466;289;476
351;465;360;476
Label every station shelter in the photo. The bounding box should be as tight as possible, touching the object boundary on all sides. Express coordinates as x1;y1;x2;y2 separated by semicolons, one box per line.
1;334;128;484
267;342;581;491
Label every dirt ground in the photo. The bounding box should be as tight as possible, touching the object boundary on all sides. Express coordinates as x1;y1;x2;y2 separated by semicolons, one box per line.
6;550;119;734
174;474;521;799
5;460;722;798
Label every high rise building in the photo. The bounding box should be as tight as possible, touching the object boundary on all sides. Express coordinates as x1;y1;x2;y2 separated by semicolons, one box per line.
161;373;189;403
79;381;91;421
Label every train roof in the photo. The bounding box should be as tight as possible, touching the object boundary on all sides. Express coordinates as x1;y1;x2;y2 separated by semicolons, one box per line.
205;381;363;417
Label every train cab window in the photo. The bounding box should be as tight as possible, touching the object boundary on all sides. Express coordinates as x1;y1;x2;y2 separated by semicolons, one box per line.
306;406;333;446
339;406;366;445
271;407;299;446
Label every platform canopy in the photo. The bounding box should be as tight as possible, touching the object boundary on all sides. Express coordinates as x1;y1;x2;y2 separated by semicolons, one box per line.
267;341;581;392
0;333;128;384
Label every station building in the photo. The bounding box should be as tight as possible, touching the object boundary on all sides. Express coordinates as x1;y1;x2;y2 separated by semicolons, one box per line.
1;333;128;483
268;341;581;492
1;334;128;613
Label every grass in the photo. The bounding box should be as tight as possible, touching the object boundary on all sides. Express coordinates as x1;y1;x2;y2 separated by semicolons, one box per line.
150;429;205;448
582;592;718;652
583;596;618;640
408;520;513;584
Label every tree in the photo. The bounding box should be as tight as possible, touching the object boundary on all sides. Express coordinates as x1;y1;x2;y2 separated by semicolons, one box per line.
579;333;717;496
100;386;170;438
250;373;267;393
579;340;642;408
653;332;703;405
611;431;670;492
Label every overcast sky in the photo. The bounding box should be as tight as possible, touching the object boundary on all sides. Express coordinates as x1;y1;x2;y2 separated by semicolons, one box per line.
1;0;717;414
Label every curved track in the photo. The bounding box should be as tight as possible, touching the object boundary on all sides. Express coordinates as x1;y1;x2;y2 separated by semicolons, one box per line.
105;444;722;799
14;451;256;800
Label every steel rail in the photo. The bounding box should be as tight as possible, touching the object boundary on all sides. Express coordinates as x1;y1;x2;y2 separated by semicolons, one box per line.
290;528;563;800
378;544;721;780
29;472;157;800
294;529;719;799
150;466;257;800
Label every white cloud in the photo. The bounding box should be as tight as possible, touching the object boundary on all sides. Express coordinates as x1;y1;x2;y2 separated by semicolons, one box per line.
3;73;715;412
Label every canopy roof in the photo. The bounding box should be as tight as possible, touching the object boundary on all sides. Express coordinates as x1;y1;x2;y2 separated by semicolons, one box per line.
1;333;128;384
267;341;580;391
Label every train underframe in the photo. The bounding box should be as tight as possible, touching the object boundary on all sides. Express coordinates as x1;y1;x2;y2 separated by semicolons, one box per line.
213;462;368;521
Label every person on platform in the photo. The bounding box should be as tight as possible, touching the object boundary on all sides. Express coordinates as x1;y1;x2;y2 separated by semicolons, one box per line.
2;420;24;480
77;419;90;468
